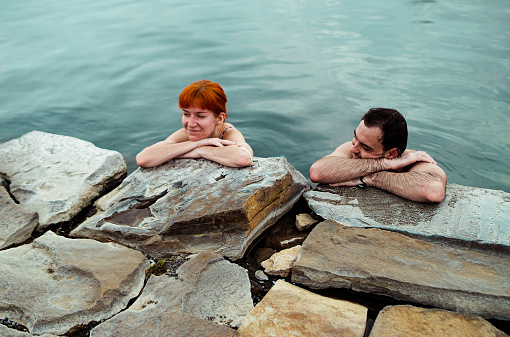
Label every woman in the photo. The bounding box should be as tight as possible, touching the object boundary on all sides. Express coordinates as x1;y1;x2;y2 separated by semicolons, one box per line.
136;79;253;168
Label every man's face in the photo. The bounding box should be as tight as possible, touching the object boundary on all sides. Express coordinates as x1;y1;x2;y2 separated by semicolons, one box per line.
350;121;386;159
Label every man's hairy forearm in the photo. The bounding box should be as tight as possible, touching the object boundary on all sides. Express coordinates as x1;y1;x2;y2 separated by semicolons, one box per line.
367;170;446;202
310;156;386;184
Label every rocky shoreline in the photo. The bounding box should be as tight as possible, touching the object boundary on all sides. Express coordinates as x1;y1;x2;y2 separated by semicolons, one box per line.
1;131;509;336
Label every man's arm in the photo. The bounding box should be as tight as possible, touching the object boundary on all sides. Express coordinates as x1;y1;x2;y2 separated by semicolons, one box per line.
364;162;447;202
310;142;447;202
310;142;388;183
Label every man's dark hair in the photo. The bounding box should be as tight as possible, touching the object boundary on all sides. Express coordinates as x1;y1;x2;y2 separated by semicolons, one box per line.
362;108;408;156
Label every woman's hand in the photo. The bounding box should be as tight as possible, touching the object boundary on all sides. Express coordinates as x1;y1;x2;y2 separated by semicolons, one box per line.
196;138;235;148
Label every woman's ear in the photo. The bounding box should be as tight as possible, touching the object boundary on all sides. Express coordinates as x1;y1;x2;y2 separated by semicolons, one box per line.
217;112;226;124
384;148;399;159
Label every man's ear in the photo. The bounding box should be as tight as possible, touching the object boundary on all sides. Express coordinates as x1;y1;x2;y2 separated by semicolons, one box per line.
384;148;399;159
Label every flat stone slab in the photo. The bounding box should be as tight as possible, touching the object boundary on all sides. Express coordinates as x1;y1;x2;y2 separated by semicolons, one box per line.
0;186;38;249
236;280;367;337
0;231;149;335
370;305;508;337
0;131;127;230
71;157;309;260
292;220;510;321
91;252;252;336
304;183;510;251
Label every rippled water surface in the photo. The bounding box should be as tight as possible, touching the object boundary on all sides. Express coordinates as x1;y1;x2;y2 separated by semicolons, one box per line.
1;0;509;192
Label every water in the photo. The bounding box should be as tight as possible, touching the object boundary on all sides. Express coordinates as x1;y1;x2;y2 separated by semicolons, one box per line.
1;0;509;192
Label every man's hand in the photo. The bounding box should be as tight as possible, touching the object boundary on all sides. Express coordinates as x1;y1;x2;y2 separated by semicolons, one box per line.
385;151;437;171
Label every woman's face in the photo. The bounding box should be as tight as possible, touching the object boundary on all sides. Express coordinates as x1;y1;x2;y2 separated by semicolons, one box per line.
181;107;223;141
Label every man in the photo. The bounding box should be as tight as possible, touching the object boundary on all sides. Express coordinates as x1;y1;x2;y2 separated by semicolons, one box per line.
309;108;447;202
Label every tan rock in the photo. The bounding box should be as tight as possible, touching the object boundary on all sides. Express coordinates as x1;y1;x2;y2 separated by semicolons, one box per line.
237;280;367;337
292;220;510;320
369;305;508;337
295;213;318;231
71;157;309;260
261;245;301;277
0;231;149;335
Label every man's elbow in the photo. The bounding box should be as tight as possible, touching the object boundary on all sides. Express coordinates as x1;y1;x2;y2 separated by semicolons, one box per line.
421;181;446;203
309;163;324;183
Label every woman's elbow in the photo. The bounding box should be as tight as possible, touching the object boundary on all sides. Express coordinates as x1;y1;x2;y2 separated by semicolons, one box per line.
235;151;252;167
136;153;153;168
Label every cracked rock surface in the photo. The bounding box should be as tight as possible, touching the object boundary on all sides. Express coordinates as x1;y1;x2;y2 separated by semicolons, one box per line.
71;157;309;260
0;131;126;230
0;231;149;335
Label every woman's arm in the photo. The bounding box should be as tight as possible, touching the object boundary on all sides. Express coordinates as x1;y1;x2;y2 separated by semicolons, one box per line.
136;129;235;168
181;127;253;167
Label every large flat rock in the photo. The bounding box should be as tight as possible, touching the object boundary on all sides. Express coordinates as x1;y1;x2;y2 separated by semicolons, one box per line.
292;220;510;321
0;186;39;249
369;305;508;337
71;157;309;260
91;252;252;336
237;279;367;337
0;231;149;335
0;131;127;230
304;184;510;251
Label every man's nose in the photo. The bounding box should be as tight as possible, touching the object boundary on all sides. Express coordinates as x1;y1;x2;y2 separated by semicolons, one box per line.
350;138;359;153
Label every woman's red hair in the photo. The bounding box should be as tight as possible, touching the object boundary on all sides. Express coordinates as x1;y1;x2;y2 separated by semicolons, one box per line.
178;79;228;117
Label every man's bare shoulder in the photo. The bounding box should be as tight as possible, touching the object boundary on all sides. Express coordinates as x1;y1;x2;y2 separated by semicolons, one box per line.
327;141;352;158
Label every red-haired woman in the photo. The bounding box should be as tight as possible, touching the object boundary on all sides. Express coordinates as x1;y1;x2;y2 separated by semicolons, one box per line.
136;79;253;168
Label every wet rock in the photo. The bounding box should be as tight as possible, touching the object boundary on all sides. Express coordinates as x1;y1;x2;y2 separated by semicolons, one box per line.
236;280;367;337
295;213;318;231
253;247;275;267
0;131;126;230
71;157;309;260
263;214;308;250
0;186;38;249
370;305;508;337
292;220;510;321
0;231;149;335
304;184;510;252
91;252;252;336
261;245;301;277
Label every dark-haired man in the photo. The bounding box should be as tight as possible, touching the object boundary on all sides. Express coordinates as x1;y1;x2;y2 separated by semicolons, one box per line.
309;108;447;202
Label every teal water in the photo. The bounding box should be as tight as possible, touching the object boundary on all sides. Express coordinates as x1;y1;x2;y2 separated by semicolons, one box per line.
1;0;509;192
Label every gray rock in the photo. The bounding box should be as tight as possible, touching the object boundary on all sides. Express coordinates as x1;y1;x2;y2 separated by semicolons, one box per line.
0;131;126;230
71;157;309;260
304;184;510;251
236;280;367;337
0;186;39;249
91;311;235;337
91;252;252;336
0;325;58;337
292;220;510;320
0;231;149;335
255;270;269;281
369;305;508;337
